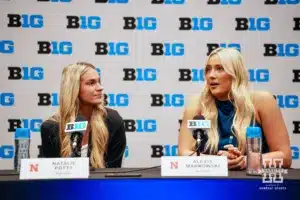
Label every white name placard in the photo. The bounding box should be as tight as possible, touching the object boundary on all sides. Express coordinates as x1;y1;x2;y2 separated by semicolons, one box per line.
161;156;228;177
20;157;89;180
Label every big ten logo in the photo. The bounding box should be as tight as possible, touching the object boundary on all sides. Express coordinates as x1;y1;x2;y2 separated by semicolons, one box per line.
123;17;157;30
7;14;43;28
150;94;184;107
274;95;299;108
37;93;59;106
95;42;129;56
104;93;129;107
178;17;213;31
0;40;14;54
207;0;242;4
124;119;157;133
65;122;87;131
151;0;185;4
0;145;14;159
0;93;14;106
123;68;157;81
151;145;178;157
291;146;299;159
37;0;72;2
264;43;299;57
124;146;129;158
293;121;300;134
262;158;286;183
95;0;128;3
265;0;300;4
37;41;72;55
248;69;269;82
8;119;43;132
235;17;270;31
293;69;300;82
8;66;44;80
151;43;184;56
66;16;101;29
206;43;241;55
294;18;300;30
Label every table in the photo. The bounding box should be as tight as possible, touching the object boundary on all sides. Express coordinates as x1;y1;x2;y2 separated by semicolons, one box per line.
0;168;300;200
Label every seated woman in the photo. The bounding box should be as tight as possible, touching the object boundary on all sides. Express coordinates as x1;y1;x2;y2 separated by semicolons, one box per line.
178;48;291;169
40;62;126;168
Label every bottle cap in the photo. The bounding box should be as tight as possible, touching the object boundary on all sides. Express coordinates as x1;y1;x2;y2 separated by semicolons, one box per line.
15;128;30;139
246;126;262;138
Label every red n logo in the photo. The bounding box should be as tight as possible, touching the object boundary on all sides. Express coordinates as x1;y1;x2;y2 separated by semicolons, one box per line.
170;161;178;169
30;164;39;172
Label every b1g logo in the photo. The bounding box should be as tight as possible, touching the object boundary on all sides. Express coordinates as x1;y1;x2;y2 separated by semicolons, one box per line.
104;93;129;107
37;0;72;2
151;0;185;4
38;93;59;106
207;43;241;55
150;94;184;107
123;17;157;30
124;119;157;132
207;0;242;4
235;18;270;31
265;0;300;4
151;145;178;157
123;68;157;81
8;66;44;80
0;40;14;54
264;44;299;57
7;14;43;28
294;18;300;30
151;43;184;56
0;145;14;159
95;42;129;56
95;0;128;3
291;146;299;159
248;69;269;82
0;93;14;106
66;16;101;29
274;95;299;108
179;17;213;31
8;119;43;132
37;41;72;55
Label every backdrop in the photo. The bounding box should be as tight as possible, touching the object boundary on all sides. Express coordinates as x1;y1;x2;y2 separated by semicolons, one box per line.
0;0;299;169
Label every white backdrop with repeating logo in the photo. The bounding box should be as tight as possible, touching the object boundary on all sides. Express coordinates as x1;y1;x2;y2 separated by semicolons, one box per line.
0;0;299;169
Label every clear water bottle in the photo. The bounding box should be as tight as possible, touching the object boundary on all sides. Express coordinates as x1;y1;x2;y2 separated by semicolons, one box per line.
14;128;31;172
246;126;262;176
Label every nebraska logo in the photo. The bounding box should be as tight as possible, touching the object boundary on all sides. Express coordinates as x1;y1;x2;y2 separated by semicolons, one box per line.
170;161;178;169
29;163;39;172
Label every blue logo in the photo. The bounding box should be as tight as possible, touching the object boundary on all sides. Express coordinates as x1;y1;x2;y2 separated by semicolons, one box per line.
67;16;101;29
265;0;300;4
106;93;129;107
124;146;129;158
0;93;14;106
0;145;14;159
136;119;157;132
95;0;129;3
151;0;185;4
164;145;178;156
0;40;14;54
291;146;299;159
7;14;44;28
21;119;43;132
8;66;44;80
276;95;299;108
248;69;270;82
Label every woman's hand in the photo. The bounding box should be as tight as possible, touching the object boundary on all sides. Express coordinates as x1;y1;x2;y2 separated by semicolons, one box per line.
217;145;246;170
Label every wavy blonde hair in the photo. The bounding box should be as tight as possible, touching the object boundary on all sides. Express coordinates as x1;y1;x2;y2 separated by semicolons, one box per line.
199;48;255;155
49;62;109;168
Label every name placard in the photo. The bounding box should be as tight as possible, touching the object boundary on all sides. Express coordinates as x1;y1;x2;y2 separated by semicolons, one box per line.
161;156;228;177
20;158;89;180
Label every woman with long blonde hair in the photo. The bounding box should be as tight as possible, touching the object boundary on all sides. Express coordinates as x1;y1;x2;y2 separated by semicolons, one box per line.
40;62;126;168
178;48;291;169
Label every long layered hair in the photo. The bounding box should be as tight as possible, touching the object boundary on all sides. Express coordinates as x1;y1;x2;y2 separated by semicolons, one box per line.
199;48;256;154
49;62;109;168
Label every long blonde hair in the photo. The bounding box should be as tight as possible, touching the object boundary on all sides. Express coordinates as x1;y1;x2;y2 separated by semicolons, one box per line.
49;62;109;168
199;48;255;154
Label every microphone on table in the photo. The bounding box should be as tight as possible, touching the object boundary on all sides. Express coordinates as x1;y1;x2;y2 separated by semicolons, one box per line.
64;115;88;157
187;115;210;156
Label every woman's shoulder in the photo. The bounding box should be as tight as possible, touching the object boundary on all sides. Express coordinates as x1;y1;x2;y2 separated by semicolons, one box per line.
250;90;276;107
183;95;201;116
40;119;59;132
105;107;123;127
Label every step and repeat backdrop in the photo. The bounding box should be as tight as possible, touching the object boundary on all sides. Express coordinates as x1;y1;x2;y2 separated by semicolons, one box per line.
0;0;299;169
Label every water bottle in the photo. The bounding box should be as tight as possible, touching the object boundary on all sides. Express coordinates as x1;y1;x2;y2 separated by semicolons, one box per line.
14;128;31;172
246;126;262;175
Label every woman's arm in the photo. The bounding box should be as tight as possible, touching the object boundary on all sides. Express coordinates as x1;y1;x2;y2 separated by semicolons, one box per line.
254;91;292;168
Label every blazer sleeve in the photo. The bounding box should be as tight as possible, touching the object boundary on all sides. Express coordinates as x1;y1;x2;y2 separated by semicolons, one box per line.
40;121;61;158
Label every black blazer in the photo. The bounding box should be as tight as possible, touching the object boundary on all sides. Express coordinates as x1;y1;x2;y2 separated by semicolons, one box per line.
40;108;126;168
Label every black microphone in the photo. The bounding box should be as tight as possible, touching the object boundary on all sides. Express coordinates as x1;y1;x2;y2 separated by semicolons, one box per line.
190;115;209;156
64;115;88;157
